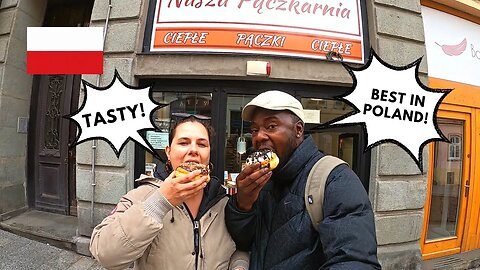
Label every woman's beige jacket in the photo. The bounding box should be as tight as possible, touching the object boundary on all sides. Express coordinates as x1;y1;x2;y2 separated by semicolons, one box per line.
90;177;247;270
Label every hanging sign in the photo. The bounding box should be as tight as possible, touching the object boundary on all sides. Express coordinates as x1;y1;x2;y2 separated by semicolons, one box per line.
149;0;366;63
422;6;480;87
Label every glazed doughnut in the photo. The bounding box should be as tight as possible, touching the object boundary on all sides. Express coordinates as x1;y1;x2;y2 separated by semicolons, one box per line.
175;162;211;182
246;150;279;170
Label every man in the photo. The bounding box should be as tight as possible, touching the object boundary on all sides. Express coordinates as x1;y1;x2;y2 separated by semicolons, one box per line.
225;90;380;269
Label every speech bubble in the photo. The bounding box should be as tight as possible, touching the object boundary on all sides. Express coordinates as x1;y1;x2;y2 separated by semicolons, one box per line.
66;71;163;157
323;50;451;172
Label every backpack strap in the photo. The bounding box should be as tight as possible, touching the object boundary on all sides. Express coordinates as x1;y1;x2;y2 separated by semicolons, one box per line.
305;155;347;232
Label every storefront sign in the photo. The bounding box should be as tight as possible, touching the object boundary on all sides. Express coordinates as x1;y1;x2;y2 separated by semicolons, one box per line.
422;6;480;86
149;0;366;63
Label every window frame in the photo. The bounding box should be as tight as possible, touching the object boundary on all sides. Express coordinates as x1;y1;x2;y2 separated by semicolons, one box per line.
448;134;462;161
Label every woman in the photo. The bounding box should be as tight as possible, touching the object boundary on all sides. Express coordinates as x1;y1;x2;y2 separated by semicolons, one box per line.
90;115;248;270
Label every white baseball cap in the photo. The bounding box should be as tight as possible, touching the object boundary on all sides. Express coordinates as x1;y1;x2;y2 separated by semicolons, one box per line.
242;90;305;122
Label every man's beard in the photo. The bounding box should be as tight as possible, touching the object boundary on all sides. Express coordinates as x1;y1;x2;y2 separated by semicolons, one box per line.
277;134;298;169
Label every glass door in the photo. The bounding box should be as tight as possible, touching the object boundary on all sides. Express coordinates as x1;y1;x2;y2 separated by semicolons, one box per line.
301;98;370;190
223;94;255;193
421;108;471;259
141;91;214;184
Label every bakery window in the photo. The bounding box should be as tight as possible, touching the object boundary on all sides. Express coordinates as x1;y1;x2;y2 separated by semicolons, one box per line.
301;97;370;191
144;92;212;179
223;94;255;190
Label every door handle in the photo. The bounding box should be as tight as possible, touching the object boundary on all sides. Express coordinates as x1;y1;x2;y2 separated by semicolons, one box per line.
465;180;470;197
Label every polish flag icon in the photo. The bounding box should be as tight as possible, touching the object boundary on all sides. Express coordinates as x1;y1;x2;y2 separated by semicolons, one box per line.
27;27;104;74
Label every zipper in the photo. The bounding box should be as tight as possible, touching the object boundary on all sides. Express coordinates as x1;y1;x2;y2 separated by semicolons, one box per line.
193;220;200;270
179;203;202;270
181;180;226;270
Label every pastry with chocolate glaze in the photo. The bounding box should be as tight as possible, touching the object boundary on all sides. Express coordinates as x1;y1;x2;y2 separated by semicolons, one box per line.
175;162;211;182
246;149;279;170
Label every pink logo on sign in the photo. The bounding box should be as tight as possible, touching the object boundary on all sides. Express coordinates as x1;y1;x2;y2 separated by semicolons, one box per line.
435;38;467;56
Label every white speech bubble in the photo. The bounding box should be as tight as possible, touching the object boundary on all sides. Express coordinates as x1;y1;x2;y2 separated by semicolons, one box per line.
325;50;451;171
67;71;163;157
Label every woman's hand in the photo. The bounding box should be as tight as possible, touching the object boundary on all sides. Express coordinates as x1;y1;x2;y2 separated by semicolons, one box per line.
159;170;208;206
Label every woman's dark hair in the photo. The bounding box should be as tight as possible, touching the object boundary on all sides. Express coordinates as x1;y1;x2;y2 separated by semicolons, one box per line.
168;116;215;145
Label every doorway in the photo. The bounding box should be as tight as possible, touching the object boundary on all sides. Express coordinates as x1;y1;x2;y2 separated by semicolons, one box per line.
421;107;472;259
420;76;480;260
302;99;371;190
27;0;94;215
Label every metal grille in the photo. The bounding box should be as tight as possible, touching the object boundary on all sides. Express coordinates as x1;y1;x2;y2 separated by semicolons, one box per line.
44;75;64;151
432;257;464;269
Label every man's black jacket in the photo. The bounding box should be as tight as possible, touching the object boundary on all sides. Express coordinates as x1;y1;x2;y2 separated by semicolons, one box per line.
225;136;381;269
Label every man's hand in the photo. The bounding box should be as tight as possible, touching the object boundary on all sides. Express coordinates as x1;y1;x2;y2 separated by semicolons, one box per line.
235;163;272;211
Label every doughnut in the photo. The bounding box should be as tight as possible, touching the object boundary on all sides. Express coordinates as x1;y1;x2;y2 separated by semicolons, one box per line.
175;162;211;182
246;150;279;170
